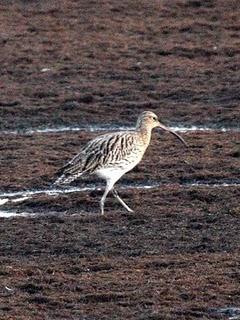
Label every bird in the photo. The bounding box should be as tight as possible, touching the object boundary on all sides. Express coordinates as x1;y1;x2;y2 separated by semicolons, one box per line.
54;111;187;215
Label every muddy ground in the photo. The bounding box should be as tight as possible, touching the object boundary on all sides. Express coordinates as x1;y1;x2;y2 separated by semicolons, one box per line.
0;0;240;319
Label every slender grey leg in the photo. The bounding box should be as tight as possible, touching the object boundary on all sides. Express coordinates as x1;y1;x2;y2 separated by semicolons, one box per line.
100;181;113;215
112;189;134;213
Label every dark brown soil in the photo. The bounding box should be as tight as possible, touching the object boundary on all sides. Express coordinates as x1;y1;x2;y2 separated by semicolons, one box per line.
0;1;240;319
0;0;240;131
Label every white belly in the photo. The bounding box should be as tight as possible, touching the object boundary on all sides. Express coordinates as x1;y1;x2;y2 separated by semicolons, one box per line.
95;158;139;184
95;167;124;182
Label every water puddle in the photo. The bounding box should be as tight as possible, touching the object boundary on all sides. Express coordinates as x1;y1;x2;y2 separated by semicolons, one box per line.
1;124;239;135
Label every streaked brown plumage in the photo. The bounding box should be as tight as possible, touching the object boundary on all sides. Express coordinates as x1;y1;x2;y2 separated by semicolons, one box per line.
54;111;187;214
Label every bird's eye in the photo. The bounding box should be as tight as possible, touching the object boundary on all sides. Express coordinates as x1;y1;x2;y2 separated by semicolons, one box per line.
153;116;157;121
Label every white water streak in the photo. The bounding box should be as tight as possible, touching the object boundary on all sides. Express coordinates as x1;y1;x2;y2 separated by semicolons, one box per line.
0;181;239;218
0;199;9;205
0;181;239;203
185;182;240;188
0;186;99;199
1;125;240;135
0;210;31;218
12;196;30;203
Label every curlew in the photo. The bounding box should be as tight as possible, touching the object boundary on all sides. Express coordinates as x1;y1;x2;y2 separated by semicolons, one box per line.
54;111;187;214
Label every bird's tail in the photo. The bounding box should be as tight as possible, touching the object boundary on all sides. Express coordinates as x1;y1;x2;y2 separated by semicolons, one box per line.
53;172;79;186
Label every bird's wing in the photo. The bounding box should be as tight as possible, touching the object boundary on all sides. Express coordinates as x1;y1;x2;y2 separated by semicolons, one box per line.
55;131;137;184
82;131;137;171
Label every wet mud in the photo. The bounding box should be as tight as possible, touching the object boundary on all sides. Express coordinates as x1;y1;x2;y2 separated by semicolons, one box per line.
0;0;240;319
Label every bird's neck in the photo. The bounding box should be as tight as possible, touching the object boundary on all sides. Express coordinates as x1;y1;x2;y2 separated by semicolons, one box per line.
137;124;152;146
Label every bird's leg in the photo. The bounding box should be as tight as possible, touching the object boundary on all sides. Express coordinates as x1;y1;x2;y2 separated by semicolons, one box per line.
100;181;113;215
112;188;134;213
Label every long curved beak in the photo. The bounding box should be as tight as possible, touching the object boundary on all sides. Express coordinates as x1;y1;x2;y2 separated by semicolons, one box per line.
158;122;188;147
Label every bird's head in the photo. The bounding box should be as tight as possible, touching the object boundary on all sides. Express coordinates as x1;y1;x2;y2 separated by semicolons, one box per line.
137;111;188;147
